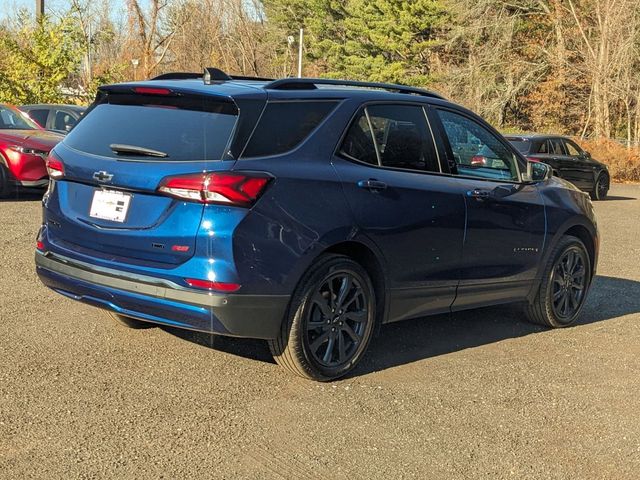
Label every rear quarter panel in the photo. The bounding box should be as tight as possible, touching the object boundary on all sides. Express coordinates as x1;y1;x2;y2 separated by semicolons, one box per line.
228;97;374;295
533;177;599;292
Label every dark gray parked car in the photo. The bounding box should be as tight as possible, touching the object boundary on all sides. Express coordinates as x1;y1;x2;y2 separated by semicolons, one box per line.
20;104;86;135
506;134;610;200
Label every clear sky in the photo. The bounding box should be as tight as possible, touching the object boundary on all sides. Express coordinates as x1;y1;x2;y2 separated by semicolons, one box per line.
0;0;142;21
2;0;74;20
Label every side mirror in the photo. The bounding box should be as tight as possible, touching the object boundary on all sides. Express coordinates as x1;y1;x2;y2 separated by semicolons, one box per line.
523;160;552;183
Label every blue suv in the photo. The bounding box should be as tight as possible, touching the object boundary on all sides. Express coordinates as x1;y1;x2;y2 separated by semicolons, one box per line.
35;70;599;380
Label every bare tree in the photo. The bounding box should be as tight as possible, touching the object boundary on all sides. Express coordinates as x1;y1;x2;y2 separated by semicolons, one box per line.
126;0;177;79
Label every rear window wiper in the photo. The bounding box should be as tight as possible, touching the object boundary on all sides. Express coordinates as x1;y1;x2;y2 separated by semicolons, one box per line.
109;143;168;158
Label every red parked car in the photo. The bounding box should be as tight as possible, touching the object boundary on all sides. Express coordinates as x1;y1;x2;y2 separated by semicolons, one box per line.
0;104;63;197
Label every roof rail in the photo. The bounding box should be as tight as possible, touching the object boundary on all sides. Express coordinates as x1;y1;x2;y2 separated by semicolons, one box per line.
151;68;273;84
228;74;274;82
264;78;444;99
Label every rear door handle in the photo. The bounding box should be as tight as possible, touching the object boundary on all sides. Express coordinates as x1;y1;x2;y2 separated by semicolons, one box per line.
357;179;387;191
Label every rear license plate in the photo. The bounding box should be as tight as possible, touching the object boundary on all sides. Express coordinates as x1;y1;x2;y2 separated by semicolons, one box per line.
89;189;132;223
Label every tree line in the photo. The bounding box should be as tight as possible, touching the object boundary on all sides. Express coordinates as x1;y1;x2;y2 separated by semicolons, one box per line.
1;0;639;146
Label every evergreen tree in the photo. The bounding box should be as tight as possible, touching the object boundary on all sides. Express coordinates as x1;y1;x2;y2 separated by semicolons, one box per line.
263;0;447;85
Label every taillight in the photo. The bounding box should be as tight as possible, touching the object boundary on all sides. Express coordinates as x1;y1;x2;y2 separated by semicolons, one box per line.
36;240;45;251
158;172;271;207
46;152;64;179
471;155;487;166
185;278;241;292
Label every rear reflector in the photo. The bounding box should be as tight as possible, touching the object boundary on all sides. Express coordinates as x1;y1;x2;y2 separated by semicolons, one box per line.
185;279;241;292
133;87;173;96
158;172;271;207
171;245;190;252
46;152;64;179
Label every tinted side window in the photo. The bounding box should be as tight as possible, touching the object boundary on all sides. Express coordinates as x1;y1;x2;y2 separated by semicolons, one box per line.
339;111;378;165
549;138;566;155
366;105;440;172
537;141;549;154
564;139;582;156
54;110;77;131
436;109;518;181
27;109;49;127
242;101;337;157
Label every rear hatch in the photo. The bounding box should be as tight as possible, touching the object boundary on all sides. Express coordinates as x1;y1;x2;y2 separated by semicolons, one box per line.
46;84;259;266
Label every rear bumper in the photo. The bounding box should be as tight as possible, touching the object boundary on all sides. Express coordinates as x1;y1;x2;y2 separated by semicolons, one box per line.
35;250;289;339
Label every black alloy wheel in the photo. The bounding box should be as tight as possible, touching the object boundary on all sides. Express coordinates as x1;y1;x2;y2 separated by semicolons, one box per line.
305;272;369;368
269;254;376;381
525;235;592;328
550;247;588;321
591;173;609;200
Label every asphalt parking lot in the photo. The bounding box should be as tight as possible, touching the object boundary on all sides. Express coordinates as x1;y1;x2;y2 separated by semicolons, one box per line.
1;184;639;479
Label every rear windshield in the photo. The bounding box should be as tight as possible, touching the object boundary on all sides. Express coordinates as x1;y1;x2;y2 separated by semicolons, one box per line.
64;94;238;161
241;101;338;158
507;139;531;154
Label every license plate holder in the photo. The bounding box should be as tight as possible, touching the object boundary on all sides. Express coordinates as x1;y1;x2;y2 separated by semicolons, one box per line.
89;189;132;223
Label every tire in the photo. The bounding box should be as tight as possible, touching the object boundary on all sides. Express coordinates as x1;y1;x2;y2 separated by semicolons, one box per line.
269;254;376;381
0;162;12;198
590;172;609;200
525;235;591;328
104;310;155;329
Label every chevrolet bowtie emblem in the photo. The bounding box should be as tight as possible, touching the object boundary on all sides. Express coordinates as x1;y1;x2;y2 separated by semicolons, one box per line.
93;171;114;182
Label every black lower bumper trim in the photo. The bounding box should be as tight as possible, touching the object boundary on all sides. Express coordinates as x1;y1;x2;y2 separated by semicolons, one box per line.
35;250;289;339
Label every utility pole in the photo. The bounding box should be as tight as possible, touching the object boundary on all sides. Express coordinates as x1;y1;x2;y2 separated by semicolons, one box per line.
36;0;44;20
298;28;304;78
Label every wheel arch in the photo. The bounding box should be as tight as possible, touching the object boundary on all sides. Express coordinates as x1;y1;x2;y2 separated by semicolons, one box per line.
319;240;388;331
564;224;596;278
0;149;11;169
528;219;598;302
0;150;12;196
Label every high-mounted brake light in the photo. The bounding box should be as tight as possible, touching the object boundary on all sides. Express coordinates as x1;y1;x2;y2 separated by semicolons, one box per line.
158;172;271;207
185;279;241;292
133;87;173;96
46;152;64;179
